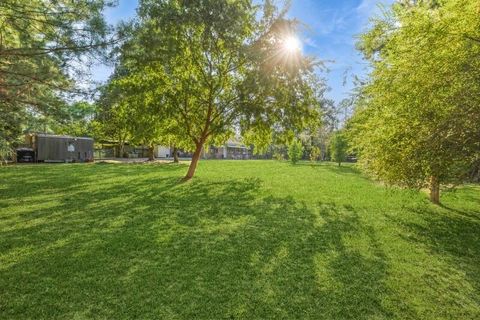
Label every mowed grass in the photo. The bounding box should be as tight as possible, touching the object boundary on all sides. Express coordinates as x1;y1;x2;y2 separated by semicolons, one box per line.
1;160;479;319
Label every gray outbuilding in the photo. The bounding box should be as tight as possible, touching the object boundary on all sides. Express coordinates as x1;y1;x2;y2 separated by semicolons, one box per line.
28;133;94;162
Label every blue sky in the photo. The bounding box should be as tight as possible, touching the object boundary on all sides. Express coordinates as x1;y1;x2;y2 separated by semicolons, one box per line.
95;0;393;104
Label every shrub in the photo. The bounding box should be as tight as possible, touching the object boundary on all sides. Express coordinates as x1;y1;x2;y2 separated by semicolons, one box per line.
288;139;304;164
273;151;284;161
310;146;320;163
0;137;13;165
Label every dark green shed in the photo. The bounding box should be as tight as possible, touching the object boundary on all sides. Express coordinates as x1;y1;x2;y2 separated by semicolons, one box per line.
32;134;94;162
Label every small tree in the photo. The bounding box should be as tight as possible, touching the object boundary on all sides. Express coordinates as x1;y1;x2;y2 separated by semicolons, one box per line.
310;146;320;163
329;132;347;166
288;139;304;164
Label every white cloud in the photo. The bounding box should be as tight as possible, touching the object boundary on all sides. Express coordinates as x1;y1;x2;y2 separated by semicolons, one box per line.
356;0;394;21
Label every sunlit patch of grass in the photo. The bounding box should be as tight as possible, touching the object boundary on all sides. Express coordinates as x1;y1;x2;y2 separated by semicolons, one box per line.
0;160;479;319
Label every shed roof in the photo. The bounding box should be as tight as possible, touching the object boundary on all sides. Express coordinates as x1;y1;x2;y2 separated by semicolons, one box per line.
34;133;94;141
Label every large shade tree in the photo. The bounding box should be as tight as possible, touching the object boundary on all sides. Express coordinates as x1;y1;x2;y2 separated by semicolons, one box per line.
348;0;480;203
112;0;323;180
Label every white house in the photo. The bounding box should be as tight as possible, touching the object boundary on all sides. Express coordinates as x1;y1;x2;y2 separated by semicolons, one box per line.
154;145;171;158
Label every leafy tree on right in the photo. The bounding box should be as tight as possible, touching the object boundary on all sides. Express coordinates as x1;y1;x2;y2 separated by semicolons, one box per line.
347;0;480;204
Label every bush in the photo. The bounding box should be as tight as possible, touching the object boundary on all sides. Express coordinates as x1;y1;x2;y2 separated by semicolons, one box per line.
0;137;13;165
273;151;284;161
288;139;304;164
310;146;320;163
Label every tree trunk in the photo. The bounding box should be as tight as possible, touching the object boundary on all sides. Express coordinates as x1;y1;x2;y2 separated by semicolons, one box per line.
119;143;125;158
118;134;126;158
183;142;203;180
183;100;212;180
429;175;440;204
172;145;179;163
148;145;155;161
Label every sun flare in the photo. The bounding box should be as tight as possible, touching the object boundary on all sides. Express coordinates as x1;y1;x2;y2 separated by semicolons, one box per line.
282;36;302;53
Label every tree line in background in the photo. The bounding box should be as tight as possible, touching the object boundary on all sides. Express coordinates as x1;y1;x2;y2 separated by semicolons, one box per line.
0;0;339;173
1;0;479;202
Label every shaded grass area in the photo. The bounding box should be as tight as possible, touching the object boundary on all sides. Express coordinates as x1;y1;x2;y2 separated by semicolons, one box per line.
1;160;479;319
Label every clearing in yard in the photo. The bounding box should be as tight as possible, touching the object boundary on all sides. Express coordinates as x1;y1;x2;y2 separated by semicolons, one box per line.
0;160;479;319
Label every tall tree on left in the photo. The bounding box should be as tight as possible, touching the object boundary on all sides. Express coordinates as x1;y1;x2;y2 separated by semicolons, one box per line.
0;0;115;153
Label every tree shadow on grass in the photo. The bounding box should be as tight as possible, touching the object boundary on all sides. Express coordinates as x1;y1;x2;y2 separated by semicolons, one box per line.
321;163;362;175
441;185;480;212
0;162;188;206
305;202;397;319
387;200;480;315
1;170;393;319
438;203;480;222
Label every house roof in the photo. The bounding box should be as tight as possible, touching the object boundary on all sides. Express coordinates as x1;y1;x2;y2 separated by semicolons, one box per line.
225;140;248;149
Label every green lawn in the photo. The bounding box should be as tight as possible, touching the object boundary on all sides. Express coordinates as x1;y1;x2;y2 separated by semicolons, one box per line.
1;160;479;319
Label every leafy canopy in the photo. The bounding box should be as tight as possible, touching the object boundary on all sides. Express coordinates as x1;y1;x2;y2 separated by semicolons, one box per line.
348;0;480;200
108;0;324;178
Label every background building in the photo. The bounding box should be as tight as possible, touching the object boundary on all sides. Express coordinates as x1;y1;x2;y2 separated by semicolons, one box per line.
19;133;94;162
